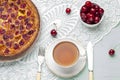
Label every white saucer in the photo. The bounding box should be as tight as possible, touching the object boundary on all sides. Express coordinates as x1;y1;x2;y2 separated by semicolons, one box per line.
45;38;86;78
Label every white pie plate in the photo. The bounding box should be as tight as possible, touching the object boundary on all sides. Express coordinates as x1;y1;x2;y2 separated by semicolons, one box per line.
45;38;86;78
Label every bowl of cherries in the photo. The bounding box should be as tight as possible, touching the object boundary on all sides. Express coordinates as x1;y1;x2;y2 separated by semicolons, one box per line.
80;1;104;28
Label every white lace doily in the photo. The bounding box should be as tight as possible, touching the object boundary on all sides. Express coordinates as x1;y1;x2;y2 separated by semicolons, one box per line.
0;0;120;80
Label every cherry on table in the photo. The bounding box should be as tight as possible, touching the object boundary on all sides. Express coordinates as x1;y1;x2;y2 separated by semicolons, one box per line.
109;49;115;56
50;29;57;37
66;8;71;14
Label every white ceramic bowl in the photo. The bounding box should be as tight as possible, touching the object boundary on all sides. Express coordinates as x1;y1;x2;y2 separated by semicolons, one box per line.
45;38;86;78
80;14;104;28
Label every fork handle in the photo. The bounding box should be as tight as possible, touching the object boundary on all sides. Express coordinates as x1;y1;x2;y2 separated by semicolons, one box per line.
89;71;94;80
36;72;41;80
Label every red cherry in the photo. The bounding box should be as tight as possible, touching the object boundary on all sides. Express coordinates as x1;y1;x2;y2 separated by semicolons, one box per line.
91;3;95;8
19;39;24;46
4;48;9;54
94;4;100;11
51;29;57;37
17;0;20;5
99;8;104;17
3;34;9;40
22;34;29;40
109;49;115;56
94;16;100;24
87;13;95;24
27;11;31;16
14;5;18;10
0;29;6;34
90;8;96;14
14;43;19;49
85;1;92;7
1;15;9;20
88;17;94;24
20;3;26;8
87;13;94;19
81;6;88;13
80;13;87;22
95;11;100;17
6;42;12;48
86;20;91;24
66;8;71;14
0;40;4;44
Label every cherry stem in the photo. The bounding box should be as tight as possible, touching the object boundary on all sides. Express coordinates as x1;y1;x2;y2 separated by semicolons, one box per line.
53;23;57;30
